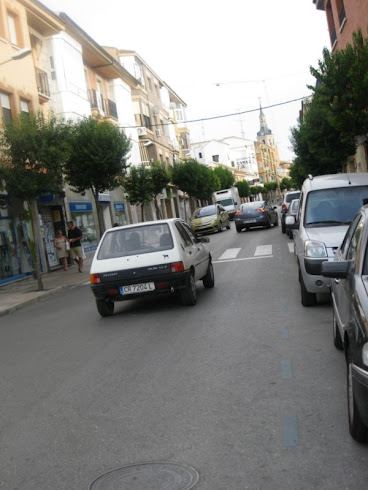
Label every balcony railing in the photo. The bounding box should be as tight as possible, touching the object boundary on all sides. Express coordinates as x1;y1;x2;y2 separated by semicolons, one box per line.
106;98;118;119
35;68;50;98
88;89;106;114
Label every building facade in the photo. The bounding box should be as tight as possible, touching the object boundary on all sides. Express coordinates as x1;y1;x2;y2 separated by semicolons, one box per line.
255;106;281;185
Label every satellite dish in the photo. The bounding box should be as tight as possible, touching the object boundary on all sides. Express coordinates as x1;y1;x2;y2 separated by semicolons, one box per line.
152;105;159;115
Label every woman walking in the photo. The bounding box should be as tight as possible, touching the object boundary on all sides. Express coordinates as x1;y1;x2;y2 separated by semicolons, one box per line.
54;230;69;271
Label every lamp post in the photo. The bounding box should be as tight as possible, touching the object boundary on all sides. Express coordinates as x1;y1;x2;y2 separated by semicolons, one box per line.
0;48;32;66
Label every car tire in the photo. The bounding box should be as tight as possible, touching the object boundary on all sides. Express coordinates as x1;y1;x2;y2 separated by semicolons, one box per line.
347;347;368;442
282;219;286;234
202;262;215;288
333;309;343;350
299;270;317;307
266;218;271;229
274;218;278;227
218;222;223;232
180;273;197;306
236;227;241;233
96;299;114;317
226;222;231;230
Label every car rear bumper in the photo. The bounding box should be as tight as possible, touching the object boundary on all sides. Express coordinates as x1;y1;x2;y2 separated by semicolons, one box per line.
91;270;190;302
235;216;269;229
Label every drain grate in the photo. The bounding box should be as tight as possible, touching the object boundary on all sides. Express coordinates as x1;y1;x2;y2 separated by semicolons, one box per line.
89;462;199;490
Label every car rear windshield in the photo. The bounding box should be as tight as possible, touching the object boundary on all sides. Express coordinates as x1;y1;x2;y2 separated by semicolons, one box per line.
193;205;216;218
305;186;368;226
286;192;300;203
97;223;173;259
241;201;264;210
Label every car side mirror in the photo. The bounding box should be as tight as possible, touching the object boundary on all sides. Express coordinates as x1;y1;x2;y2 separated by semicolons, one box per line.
321;260;349;279
234;202;238;205
285;216;299;229
199;237;210;243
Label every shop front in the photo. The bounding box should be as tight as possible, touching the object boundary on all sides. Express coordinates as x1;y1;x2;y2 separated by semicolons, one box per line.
113;202;128;226
69;201;98;252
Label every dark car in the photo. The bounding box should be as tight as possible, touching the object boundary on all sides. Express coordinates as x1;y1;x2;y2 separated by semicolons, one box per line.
281;190;300;233
321;205;368;442
234;201;278;232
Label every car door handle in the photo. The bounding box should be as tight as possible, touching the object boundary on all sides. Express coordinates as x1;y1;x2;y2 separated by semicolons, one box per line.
334;278;340;284
188;251;192;255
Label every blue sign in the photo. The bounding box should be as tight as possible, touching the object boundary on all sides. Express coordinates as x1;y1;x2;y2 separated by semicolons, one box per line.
69;201;93;212
114;202;125;211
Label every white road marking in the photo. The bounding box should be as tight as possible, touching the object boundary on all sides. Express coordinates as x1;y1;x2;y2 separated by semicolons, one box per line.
217;248;241;260
213;255;273;264
288;243;295;253
254;245;272;256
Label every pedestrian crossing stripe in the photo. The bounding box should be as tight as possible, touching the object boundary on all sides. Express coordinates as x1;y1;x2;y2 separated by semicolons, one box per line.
217;248;241;260
214;242;294;264
288;243;294;253
254;245;272;256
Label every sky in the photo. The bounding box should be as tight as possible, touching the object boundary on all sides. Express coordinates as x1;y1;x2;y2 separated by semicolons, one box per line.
40;0;331;162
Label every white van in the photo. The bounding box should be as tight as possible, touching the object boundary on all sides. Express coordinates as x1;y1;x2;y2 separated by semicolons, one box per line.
286;173;368;306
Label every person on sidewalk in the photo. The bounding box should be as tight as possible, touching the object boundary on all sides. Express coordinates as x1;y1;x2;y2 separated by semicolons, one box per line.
54;230;69;271
67;221;84;272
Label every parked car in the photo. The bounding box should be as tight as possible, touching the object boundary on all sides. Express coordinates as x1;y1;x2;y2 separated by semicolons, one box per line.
90;219;214;317
234;201;278;232
281;190;301;233
286;173;368;306
285;199;299;238
321;205;368;442
190;204;230;234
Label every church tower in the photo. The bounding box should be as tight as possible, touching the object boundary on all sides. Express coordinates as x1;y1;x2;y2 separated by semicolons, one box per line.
257;103;275;148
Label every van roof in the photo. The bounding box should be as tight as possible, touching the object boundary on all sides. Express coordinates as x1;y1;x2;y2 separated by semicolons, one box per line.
303;173;368;191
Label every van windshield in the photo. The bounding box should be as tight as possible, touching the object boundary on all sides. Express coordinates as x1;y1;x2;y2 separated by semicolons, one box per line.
305;187;368;226
216;198;233;207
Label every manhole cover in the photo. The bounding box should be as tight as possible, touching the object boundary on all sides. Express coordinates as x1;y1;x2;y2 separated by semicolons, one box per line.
89;462;199;490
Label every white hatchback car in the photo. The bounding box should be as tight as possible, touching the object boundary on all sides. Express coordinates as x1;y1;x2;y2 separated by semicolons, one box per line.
90;219;214;316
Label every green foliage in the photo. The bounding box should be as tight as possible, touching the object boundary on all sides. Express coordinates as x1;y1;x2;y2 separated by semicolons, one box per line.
264;182;277;192
64;117;131;197
235;180;250;198
123;165;153;206
0;111;71;199
250;185;264;197
280;177;293;191
171;159;220;201
150;161;171;197
212;166;234;189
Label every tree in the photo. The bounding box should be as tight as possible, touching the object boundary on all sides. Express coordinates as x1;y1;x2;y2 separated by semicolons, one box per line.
250;185;264;200
64;117;131;237
150;161;171;219
212;166;234;189
280;177;293;192
0;112;72;290
263;182;278;202
235;180;250;200
123;165;153;222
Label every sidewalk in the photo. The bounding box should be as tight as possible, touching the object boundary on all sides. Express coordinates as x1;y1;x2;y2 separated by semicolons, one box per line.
0;253;93;317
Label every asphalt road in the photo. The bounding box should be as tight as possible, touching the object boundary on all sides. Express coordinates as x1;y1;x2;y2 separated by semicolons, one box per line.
1;222;368;489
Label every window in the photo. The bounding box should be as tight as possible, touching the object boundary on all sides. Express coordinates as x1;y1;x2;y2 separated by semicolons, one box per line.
175;222;193;247
20;99;29;118
347;218;364;261
7;14;17;45
0;93;12;122
212;155;219;163
336;0;346;27
198;152;202;159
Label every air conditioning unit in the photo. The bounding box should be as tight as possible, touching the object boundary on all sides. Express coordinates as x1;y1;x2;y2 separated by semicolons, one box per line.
137;127;147;136
155;128;162;137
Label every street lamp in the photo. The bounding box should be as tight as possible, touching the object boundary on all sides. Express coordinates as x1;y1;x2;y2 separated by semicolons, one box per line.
0;48;32;66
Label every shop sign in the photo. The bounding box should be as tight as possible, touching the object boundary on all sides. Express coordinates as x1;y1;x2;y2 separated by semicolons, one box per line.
114;202;125;211
69;202;93;212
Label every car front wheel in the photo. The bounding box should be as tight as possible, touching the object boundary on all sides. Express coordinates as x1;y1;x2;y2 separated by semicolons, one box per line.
202;262;215;288
96;299;114;317
347;348;368;442
180;273;197;306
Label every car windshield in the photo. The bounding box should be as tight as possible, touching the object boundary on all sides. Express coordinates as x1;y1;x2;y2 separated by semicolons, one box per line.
216;198;233;207
97;223;173;259
305;187;368;226
241;201;264;210
193;206;216;218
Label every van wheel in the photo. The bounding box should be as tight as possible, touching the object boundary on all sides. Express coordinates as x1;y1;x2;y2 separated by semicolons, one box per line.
300;270;317;307
202;262;215;288
96;299;114;317
180;273;197;306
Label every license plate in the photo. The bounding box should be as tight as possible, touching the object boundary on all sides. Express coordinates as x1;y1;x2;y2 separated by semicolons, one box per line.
244;219;256;223
120;282;155;295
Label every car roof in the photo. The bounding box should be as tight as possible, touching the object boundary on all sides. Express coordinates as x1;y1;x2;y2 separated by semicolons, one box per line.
106;218;182;232
303;173;368;191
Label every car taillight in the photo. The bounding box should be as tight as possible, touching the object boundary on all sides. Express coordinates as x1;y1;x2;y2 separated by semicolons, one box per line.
282;203;288;211
171;261;184;272
256;208;265;212
90;273;101;284
235;210;241;215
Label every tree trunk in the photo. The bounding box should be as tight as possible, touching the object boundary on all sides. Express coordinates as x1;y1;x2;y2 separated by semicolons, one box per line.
93;192;105;239
28;198;43;291
141;203;144;222
154;196;161;220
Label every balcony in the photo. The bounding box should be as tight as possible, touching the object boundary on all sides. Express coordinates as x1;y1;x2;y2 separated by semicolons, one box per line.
88;89;106;116
106;99;118;119
35;67;50;99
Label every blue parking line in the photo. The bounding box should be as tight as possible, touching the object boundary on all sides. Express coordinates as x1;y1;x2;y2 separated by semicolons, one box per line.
282;415;299;447
280;328;289;339
280;304;288;314
281;360;292;379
